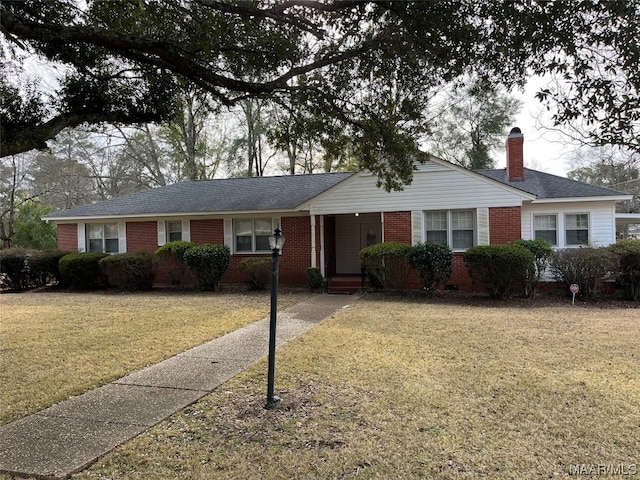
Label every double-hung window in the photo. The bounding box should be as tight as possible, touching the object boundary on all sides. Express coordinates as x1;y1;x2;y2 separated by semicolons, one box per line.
534;214;558;245
565;213;589;245
87;223;119;253
167;221;182;242
234;219;272;253
425;209;475;250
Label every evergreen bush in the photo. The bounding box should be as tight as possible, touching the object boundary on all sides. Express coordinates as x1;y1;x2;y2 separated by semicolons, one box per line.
0;248;31;291
100;252;157;291
155;241;196;288
359;242;413;292
59;252;109;290
463;244;535;300
609;240;640;301
28;250;68;287
239;257;272;290
183;243;230;290
408;242;453;292
305;267;324;292
509;238;554;298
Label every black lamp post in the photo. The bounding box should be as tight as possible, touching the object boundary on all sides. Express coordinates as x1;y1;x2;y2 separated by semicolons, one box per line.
265;227;285;409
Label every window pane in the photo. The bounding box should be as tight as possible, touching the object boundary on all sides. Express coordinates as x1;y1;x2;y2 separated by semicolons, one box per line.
254;219;272;236
534;215;556;230
88;238;103;252
566;229;589;245
256;235;271;251
451;210;474;229
88;224;103;239
535;230;557;245
426;211;447;230
426;231;448;244
235;220;252;236
105;238;119;253
566;214;588;229
168;231;182;242
452;230;474;249
236;235;252;252
104;223;119;239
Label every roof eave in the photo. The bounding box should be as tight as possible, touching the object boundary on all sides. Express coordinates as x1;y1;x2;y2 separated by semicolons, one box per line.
529;195;632;204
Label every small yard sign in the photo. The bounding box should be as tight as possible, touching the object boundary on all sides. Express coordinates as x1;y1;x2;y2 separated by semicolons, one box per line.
570;283;579;305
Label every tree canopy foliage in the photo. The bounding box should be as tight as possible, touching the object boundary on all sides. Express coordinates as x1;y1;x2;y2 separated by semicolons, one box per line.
2;0;640;189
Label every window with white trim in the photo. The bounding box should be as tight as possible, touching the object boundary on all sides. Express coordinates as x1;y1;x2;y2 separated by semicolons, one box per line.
167;221;182;242
534;214;558;245
425;209;475;250
565;213;589;245
87;223;119;253
234;218;272;253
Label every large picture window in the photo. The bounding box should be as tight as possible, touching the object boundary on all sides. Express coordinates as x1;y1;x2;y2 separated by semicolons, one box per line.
425;209;475;250
234;219;272;253
565;213;589;245
87;223;119;253
534;214;558;245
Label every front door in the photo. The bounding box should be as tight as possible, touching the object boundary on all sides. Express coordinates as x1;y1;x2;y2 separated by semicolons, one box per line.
334;213;382;274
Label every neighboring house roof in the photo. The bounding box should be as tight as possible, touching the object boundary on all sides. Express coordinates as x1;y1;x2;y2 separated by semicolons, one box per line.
44;172;356;220
475;168;629;200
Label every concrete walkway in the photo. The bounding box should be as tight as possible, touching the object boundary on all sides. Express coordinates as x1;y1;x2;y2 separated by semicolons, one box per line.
0;294;358;479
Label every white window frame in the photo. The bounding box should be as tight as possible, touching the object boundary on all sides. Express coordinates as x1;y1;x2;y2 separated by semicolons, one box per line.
87;223;119;253
533;214;558;246
565;213;590;246
234;218;274;254
424;209;476;251
166;221;183;242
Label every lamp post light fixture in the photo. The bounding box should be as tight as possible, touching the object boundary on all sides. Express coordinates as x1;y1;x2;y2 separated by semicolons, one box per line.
265;227;285;409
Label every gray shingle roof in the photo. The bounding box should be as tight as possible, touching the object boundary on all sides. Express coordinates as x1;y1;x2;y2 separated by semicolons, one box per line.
475;168;629;199
44;172;356;219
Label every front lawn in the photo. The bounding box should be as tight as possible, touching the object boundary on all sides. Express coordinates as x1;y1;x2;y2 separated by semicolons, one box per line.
72;295;639;479
0;289;309;425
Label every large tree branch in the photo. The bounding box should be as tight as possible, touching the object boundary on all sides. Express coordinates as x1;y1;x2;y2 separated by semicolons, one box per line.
0;109;161;157
1;7;373;96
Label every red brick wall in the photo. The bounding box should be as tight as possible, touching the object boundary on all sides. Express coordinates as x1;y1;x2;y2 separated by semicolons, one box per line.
57;224;78;251
383;211;412;243
191;219;224;244
450;253;474;290
126;221;157;253
489;206;521;244
506;132;524;180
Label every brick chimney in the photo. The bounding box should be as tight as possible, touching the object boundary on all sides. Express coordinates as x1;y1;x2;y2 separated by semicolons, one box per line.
506;127;524;181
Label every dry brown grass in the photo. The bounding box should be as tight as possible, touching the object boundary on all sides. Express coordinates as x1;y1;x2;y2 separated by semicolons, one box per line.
0;288;309;425
72;295;640;479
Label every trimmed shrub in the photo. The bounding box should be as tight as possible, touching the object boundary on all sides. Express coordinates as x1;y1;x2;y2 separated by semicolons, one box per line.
359;242;413;292
0;248;31;291
509;239;554;298
549;247;617;300
609;240;640;301
59;252;109;290
463;244;535;300
306;267;324;292
408;242;453;292
100;252;157;291
28;250;68;287
155;241;196;288
183;243;230;290
239;257;272;290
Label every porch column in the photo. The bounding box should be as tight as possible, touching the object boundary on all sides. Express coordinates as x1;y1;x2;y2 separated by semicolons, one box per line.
320;215;325;277
310;215;317;268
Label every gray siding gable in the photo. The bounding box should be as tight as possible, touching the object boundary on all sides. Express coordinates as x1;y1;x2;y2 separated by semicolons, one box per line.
44;172;356;219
